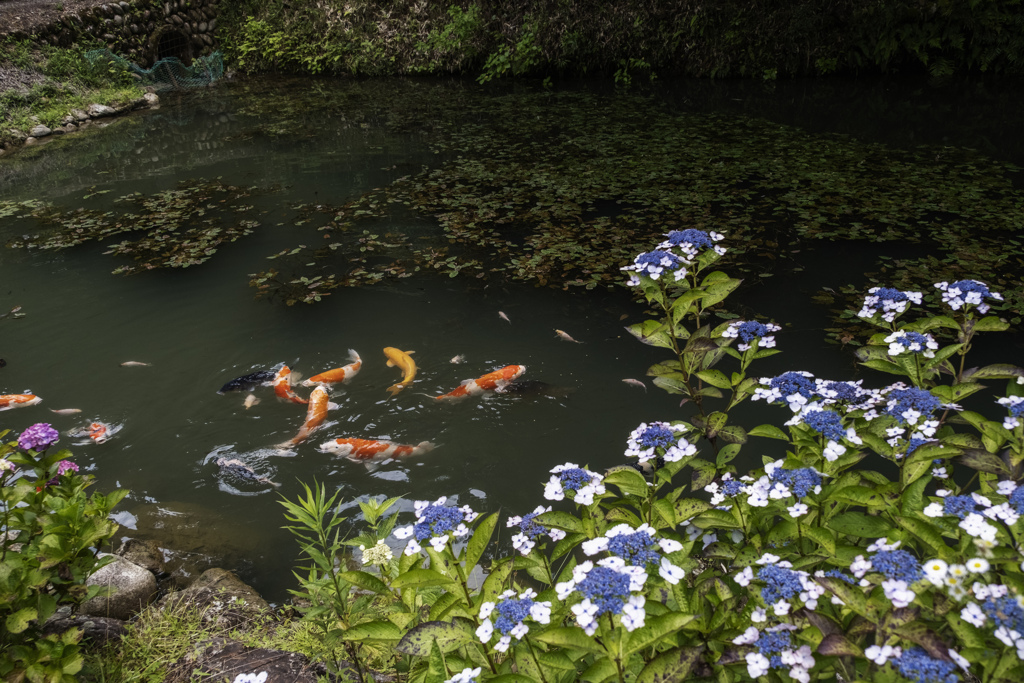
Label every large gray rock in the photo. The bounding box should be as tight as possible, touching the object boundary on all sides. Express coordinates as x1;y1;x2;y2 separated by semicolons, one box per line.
158;568;272;631
87;103;117;118
30;125;51;137
81;555;157;620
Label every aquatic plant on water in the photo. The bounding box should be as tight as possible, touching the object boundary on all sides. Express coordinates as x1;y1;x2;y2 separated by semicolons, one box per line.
282;230;1024;682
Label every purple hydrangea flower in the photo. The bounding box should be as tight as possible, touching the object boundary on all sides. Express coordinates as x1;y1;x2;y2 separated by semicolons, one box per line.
18;423;60;451
935;279;1003;314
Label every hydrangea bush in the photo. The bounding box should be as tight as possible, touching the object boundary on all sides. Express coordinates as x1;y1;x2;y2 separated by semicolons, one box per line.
0;425;126;682
281;231;1024;683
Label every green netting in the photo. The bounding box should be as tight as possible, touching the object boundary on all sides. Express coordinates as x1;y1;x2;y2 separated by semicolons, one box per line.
85;49;224;91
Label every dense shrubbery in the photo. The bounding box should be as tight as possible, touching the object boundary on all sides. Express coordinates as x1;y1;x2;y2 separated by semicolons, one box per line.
280;229;1024;682
219;0;1024;79
0;426;126;682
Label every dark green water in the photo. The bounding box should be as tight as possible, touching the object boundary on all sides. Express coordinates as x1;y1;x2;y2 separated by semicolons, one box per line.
1;76;1021;602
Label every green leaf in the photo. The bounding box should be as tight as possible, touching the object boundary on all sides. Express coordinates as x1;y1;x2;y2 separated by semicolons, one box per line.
964;364;1024;380
973;316;1011;332
338;570;391;595
395;618;475;655
580;656;618;683
695;369;731;389
674;498;712;522
829;486;886;508
859;358;905;375
534;627;605;654
5;607;37;634
896;517;955;561
716;443;742;467
748;424;789;440
625;613;696;656
535;510;584;534
817;633;863;657
637;645;705;683
625;321;675;349
717;426;747;445
464;512;498;571
603;468;651;497
804;525;836;555
693;508;741;529
340;619;403;642
827;512;892;538
957;449;1010;476
391;568;455;590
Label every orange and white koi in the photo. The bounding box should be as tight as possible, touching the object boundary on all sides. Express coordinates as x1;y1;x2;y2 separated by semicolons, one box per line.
273;365;308;405
319;437;434;462
0;393;41;411
302;349;361;387
433;365;526;401
283;386;331;447
384;347;416;396
69;421;116;444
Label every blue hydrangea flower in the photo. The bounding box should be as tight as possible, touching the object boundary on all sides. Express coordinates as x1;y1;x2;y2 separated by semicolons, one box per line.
885;330;938;358
872;549;923;584
770;467;822;499
943;495;977;519
657;229;726;260
799;407;846;441
544;463;605;505
752;371;816;411
581;523;686;584
758;565;805;605
894;647;959;683
814;379;878;409
18;423;60;451
857;287;922;323
476;589;551;653
507;505;567;555
1009;486;1024;516
883;387;942;425
981;595;1024;633
818;569;856;584
935;279;1003;314
393;497;478;555
621;250;687;284
723;320;781;351
997;396;1024;430
556;558;647;634
625;421;695;463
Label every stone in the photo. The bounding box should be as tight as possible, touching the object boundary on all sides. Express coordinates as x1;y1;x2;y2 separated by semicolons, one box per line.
24;137;37;145
29;125;51;137
144;92;160;107
50;128;65;136
43;615;127;647
158;568;272;632
171;14;183;26
81;555;157;621
198;21;207;32
202;34;212;46
208;18;216;31
63;123;77;132
113;15;123;26
87;103;117;117
117;538;166;575
71;108;90;121
167;637;342;683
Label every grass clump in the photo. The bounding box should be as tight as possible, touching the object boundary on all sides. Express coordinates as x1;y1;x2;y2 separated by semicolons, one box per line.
0;39;143;147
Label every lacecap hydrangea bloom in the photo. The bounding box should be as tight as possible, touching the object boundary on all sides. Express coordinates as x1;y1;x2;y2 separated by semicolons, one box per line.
359;540;394;566
935;279;1003;314
621;250;687;285
581;523;685;584
997;395;1024;430
18;423;60;451
857;287;922;323
734;554;825;615
624;421;695;464
733;624;815;683
884;330;939;358
813;378;880;410
722;320;781;351
506;505;566;555
657;228;726;260
556;557;648;634
476;589;551;652
752;371;817;412
785;405;862;461
393;497;478;555
544;463;605;505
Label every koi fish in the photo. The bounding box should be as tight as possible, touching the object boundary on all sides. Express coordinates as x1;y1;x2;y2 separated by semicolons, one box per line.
450;354;466;364
384;347;416;396
120;361;151;367
555;329;583;343
622;378;647;392
50;408;83;415
273;365;308;405
243;394;260;409
68;421;116;444
0;393;41;411
302;349;361;386
283;386;330;447
218;369;276;394
319;437;435;463
215;457;280;488
499;311;511;324
434;365;526;401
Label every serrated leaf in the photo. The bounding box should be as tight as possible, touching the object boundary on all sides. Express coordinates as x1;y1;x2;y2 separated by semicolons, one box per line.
534;627;605;654
391;568;455;590
395;618;475;655
341;619;402;642
827;512;892;538
748;423;789;440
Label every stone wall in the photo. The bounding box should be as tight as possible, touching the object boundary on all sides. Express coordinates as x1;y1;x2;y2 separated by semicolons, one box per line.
23;0;219;67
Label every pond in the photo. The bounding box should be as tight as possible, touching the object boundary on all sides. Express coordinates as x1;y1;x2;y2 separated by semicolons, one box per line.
1;75;1022;603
